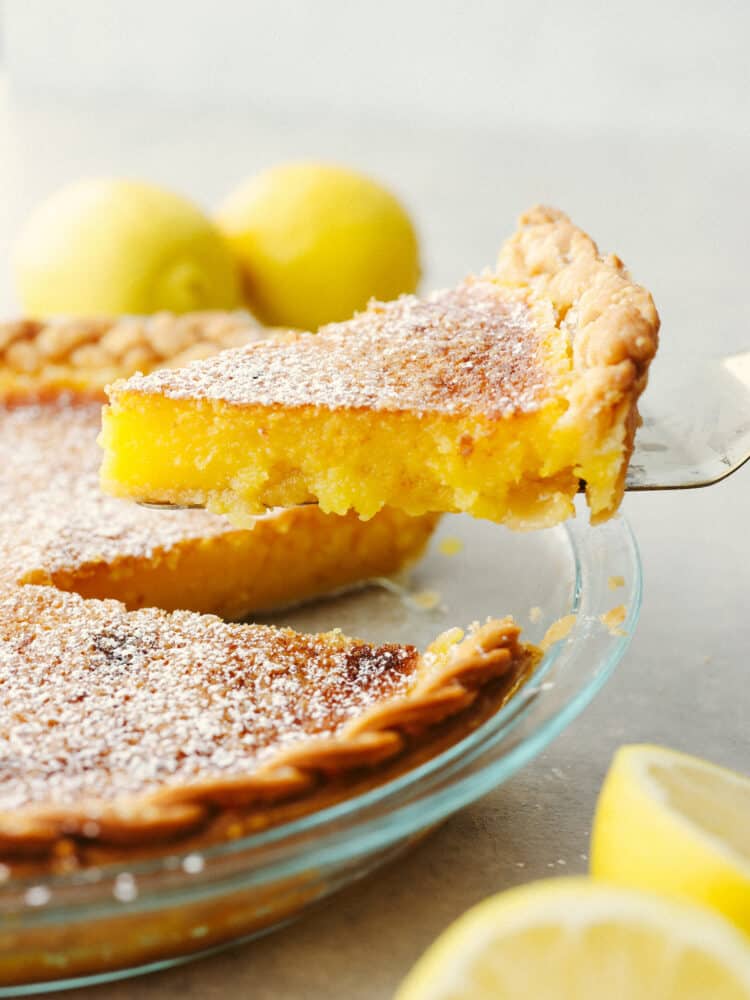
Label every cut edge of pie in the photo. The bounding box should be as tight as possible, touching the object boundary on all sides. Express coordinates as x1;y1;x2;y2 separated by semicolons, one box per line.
0;585;539;866
100;206;659;529
0;313;438;617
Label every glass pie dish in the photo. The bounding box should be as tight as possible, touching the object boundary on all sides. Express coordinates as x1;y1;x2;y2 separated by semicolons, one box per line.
0;502;641;995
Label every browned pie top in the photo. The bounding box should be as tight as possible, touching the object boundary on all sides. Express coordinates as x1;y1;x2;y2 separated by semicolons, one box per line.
0;587;419;810
0;397;243;591
117;279;550;418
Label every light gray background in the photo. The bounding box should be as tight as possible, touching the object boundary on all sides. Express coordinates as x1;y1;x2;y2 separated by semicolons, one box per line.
0;3;748;997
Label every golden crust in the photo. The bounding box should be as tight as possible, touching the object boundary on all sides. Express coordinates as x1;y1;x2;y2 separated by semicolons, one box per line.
0;311;274;398
496;206;660;517
0;586;537;864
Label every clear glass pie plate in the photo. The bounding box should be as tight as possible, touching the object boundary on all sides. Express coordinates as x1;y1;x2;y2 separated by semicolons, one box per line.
0;501;641;996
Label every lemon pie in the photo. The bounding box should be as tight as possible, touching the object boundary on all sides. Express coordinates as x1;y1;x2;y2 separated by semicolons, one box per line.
101;207;659;528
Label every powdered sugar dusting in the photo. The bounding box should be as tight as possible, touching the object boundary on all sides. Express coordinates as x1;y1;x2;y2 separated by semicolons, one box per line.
120;281;547;417
0;398;241;590
0;587;418;809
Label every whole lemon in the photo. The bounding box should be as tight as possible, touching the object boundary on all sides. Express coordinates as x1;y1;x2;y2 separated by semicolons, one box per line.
14;178;241;316
216;162;420;330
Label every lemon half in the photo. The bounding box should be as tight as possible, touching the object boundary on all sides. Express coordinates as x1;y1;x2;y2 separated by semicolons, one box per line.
396;878;750;1000
591;744;750;933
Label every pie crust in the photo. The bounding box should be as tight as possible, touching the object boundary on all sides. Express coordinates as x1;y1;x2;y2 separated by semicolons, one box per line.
0;310;270;397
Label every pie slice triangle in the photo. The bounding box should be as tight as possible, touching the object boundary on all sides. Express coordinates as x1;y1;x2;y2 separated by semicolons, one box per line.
101;207;659;529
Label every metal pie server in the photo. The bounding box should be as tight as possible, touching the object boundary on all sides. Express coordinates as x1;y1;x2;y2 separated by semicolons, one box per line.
624;349;750;491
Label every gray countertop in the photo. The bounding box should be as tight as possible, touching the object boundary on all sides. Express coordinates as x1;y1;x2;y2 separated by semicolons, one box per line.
0;85;747;998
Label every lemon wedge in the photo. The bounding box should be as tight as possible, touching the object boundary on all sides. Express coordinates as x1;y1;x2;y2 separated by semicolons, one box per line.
395;878;750;1000
592;744;750;933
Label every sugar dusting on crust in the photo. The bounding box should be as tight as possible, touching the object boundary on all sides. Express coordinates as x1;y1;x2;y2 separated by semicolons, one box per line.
119;280;548;418
0;587;419;809
0;398;240;589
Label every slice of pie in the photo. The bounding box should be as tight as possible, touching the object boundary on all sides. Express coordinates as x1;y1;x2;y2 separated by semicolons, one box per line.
0;585;538;870
0;314;437;617
100;207;659;529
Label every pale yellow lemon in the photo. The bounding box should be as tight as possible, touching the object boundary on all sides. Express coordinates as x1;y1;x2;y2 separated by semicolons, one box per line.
216;162;420;329
396;878;750;1000
15;178;241;316
591;744;750;934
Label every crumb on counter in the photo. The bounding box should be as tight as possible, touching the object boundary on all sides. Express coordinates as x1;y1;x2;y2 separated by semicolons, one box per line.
600;604;627;636
410;589;442;610
438;536;464;556
540;614;577;651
